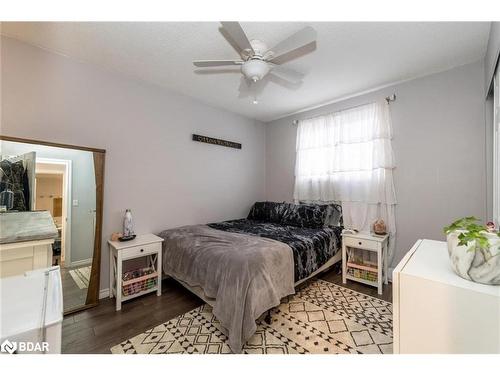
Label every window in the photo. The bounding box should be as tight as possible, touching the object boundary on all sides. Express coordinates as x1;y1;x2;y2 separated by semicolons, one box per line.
294;101;395;205
293;100;397;264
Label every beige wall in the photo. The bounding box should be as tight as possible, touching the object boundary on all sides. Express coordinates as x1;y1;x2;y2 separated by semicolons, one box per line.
265;61;487;269
1;36;267;291
34;174;63;217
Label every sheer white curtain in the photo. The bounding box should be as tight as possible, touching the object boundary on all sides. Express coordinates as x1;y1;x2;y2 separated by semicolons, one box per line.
294;101;397;263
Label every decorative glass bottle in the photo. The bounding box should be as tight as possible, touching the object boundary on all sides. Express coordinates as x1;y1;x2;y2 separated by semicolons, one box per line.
123;209;134;237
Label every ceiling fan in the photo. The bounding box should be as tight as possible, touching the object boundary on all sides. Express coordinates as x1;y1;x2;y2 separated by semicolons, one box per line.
193;22;317;103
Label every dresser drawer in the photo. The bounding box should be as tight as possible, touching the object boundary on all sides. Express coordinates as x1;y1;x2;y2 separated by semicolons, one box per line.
120;242;161;260
344;236;378;251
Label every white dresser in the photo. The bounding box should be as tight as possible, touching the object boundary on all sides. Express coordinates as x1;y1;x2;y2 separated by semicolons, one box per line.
0;211;58;278
393;239;500;354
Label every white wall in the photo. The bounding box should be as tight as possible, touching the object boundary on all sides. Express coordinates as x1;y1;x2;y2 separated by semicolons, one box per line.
486;97;494;221
1;141;96;264
484;22;500;222
1;36;267;290
1;35;489;286
265;61;487;268
485;22;500;95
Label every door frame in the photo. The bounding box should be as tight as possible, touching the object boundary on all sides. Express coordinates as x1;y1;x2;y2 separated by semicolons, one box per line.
36;157;72;266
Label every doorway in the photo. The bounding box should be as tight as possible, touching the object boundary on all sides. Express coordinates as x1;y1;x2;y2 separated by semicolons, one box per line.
35;158;71;266
35;158;91;310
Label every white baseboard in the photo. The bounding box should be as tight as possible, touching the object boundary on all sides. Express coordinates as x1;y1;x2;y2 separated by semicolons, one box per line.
99;288;110;299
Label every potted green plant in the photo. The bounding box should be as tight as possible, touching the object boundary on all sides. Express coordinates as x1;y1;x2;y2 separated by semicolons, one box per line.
444;217;500;285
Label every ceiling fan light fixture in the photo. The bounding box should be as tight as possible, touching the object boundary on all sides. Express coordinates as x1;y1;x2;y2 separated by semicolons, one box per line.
193;22;317;103
241;59;270;82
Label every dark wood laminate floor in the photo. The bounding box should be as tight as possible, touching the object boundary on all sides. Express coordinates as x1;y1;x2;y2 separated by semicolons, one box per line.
62;267;392;354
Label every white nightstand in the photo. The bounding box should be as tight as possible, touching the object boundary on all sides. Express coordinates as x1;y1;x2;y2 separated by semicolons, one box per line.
342;232;389;295
108;234;164;311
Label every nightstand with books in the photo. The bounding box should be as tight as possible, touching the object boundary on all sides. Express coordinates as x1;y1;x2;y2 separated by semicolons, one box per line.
342;231;389;295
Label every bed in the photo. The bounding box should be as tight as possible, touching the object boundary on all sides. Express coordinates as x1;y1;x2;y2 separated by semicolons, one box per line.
207;218;342;283
159;201;343;353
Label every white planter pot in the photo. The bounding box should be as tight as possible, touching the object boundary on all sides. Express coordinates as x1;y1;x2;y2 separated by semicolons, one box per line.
446;231;500;285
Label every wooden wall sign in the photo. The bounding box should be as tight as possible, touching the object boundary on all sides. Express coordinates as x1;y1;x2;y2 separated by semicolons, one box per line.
192;134;242;149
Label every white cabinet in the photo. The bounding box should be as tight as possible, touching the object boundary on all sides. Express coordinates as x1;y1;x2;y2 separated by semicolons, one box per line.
393;239;500;354
0;211;58;278
0;239;54;278
0;266;63;354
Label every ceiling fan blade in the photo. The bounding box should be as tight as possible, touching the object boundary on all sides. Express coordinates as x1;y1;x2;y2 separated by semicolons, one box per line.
219;27;246;55
238;77;252;98
267;73;303;90
238;76;268;98
194;68;241;75
269;41;316;65
193;60;243;67
220;22;254;54
268;26;317;64
269;64;304;84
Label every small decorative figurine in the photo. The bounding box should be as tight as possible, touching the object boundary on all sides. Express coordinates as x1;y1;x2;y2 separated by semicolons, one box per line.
372;219;387;235
486;221;496;233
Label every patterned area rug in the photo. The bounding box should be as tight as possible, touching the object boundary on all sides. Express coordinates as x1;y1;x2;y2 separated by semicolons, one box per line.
110;279;392;354
69;266;91;289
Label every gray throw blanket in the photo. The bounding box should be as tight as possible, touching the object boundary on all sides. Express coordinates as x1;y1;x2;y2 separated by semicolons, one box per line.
159;224;295;353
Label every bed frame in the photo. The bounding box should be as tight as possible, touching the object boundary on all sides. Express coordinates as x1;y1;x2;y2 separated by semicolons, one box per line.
168;250;342;324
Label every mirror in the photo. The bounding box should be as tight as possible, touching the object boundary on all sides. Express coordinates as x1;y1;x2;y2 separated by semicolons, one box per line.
0;136;104;314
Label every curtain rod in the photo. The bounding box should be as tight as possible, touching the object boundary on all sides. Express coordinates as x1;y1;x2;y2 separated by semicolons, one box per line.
291;94;396;126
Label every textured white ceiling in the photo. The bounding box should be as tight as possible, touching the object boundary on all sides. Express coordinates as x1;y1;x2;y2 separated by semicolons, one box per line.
1;22;491;122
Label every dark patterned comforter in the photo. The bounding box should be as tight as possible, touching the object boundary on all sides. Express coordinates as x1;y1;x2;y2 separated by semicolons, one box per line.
208;219;342;282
